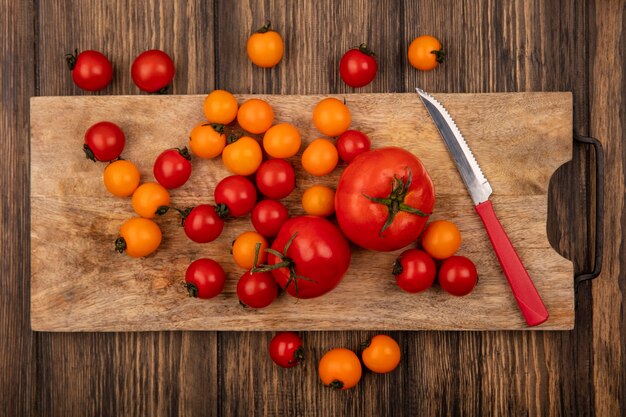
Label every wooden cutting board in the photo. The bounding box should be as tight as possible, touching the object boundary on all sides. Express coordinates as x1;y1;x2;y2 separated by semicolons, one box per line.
30;92;573;331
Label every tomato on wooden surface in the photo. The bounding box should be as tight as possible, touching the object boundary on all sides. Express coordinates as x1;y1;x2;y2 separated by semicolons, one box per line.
237;98;274;134
184;258;226;299
189;123;226;159
232;231;268;269
318;348;362;390
438;256;478;296
153;147;192;189
177;204;226;244
420;220;461;260
255;159;295;200
312;98;351;137
65;49;113;91
302;139;338;176
336;130;370;163
392;249;436;293
408;35;444;71
115;218;162;258
251;200;289;238
246;21;284;68
131;182;170;219
263;123;301;158
222;136;263;176
269;332;303;368
131;49;175;92
302;185;335;217
257;216;350;299
361;335;401;374
103;160;140;197
214;175;257;217
83;121;125;162
339;44;378;88
237;270;278;308
204;90;239;124
335;147;435;251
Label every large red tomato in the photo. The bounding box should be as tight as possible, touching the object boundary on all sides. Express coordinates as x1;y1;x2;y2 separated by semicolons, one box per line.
335;147;435;251
260;216;351;299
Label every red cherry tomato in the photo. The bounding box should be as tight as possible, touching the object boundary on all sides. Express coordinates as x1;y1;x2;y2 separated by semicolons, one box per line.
237;271;278;309
251;200;289;237
181;204;225;243
83;121;126;162
65;49;113;91
339;44;378;88
438;256;478;296
269;332;304;368
267;216;351;299
255;159;295;200
214;175;257;217
184;258;226;299
336;130;371;163
153;147;192;189
393;249;436;293
131;50;175;92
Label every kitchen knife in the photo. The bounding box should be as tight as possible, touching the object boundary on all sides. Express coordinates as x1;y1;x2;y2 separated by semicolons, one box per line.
416;88;549;327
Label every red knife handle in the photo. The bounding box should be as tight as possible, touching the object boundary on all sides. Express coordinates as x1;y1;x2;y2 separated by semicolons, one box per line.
475;200;549;326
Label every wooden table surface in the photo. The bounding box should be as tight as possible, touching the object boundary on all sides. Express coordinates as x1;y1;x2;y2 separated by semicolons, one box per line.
1;0;623;415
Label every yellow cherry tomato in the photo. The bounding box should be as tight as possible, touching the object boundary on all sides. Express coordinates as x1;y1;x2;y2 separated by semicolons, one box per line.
361;335;401;374
263;123;301;158
318;348;362;390
312;98;351;137
237;99;274;134
420;220;461;260
232;231;268;269
189;122;226;159
103;160;140;197
131;182;170;218
302;185;335;217
204;90;238;124
246;22;284;68
302;139;338;176
116;217;162;258
408;35;444;71
222;136;263;175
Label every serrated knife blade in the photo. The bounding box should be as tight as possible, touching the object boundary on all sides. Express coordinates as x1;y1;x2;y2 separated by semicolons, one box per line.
416;88;549;327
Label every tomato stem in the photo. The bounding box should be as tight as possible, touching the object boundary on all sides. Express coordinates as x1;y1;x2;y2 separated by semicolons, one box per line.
202;123;225;134
176;146;192;161
362;167;430;236
155;85;170;94
288;346;305;365
227;131;243;144
115;237;126;253
65;49;78;70
328;380;344;390
183;282;199;297
255;20;273;33
392;259;403;276
359;338;372;350
431;48;445;63
215;203;230;219
357;43;375;56
155;205;170;216
83;144;97;162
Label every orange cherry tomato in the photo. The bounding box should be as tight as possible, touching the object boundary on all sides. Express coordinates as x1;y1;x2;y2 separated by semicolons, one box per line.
361;335;401;374
246;22;284;68
237;99;274;134
318;348;362;390
302;185;335;217
131;182;170;218
116;217;162;258
263;123;301;158
189;122;226;159
232;231;268;269
408;35;444;71
312;98;351;137
103;160;140;197
420;220;461;260
203;90;238;124
302;139;338;176
222;136;263;175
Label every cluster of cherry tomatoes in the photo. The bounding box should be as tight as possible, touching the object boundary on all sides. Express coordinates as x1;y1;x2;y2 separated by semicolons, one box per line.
393;220;478;296
269;332;401;391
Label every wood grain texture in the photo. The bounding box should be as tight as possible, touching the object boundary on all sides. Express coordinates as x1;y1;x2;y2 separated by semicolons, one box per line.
1;0;621;415
30;92;573;331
